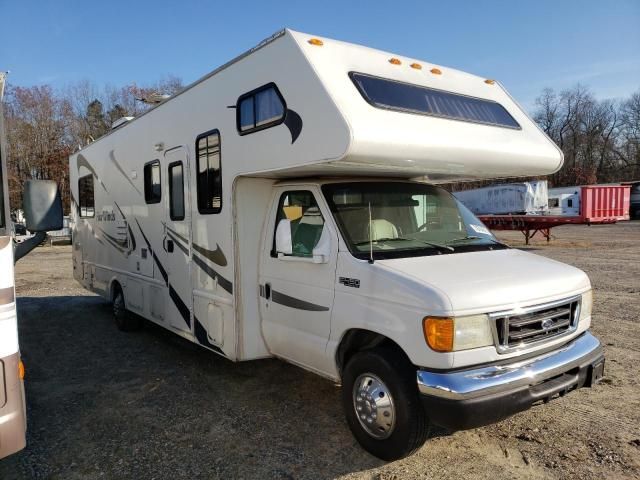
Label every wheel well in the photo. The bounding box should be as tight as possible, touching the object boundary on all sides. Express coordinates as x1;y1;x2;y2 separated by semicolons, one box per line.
335;329;410;378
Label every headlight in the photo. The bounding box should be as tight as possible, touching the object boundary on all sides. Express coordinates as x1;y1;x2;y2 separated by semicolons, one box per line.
580;289;593;322
423;314;494;352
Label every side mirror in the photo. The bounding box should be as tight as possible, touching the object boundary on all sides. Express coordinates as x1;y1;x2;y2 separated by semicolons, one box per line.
14;180;63;263
275;219;292;255
23;180;63;232
312;225;331;264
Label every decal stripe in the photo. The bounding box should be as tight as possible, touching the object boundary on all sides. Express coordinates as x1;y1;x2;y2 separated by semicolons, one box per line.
284;108;303;144
167;231;189;256
194;316;225;355
259;286;329;312
113;202;136;254
192;242;227;267
169;284;191;328
0;287;15;305
165;225;188;245
110;150;142;195
135;219;168;284
192;254;233;295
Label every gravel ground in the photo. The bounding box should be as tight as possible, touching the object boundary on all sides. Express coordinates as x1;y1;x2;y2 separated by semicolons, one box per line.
1;222;639;479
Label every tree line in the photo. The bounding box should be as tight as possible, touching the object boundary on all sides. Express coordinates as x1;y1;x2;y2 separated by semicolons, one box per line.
2;78;639;214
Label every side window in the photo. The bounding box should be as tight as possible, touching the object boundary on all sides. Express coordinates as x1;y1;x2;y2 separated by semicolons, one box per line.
236;83;286;135
273;191;325;258
196;130;222;214
168;162;185;221
144;160;161;204
78;174;95;218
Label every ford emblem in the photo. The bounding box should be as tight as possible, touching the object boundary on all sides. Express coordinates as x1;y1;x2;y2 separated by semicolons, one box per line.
541;318;555;330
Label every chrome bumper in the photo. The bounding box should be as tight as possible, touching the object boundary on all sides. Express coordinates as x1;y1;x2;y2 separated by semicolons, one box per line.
417;332;603;401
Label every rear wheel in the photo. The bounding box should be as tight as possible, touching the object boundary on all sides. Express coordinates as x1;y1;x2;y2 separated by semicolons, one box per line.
342;348;429;460
113;286;141;332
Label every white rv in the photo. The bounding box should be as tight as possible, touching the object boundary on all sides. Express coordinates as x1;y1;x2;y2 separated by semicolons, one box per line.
69;30;605;460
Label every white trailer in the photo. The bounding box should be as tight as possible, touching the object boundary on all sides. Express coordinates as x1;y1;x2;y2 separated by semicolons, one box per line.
548;186;581;216
453;180;549;215
70;30;604;460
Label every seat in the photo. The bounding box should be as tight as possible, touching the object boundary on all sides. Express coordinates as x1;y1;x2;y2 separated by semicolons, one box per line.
291;207;324;256
368;219;398;241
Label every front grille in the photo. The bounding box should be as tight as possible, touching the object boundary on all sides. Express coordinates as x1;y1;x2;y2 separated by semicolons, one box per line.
492;296;581;352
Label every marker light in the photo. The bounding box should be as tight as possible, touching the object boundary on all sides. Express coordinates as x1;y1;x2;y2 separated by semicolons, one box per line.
410;63;422;70
18;360;25;380
308;38;324;46
389;57;402;65
423;317;454;352
485;79;496;85
430;68;442;75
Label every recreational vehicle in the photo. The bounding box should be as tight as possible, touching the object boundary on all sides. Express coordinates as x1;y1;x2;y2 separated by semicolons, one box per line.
0;74;63;459
69;30;605;460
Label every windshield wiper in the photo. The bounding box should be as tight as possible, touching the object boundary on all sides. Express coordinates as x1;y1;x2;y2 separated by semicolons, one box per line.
447;235;508;247
355;237;454;251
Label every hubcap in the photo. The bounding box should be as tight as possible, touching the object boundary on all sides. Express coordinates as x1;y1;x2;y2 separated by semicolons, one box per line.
352;373;396;439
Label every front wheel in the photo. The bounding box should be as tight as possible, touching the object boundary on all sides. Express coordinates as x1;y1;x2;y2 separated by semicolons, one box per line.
342;348;429;460
113;287;141;332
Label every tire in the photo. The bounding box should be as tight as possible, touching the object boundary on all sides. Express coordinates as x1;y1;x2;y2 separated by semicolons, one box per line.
113;286;141;332
342;348;429;460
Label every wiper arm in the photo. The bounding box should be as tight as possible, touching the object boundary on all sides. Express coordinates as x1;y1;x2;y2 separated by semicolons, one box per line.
355;237;454;251
447;235;508;247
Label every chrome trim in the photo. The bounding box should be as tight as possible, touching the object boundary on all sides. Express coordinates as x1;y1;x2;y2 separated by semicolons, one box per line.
489;295;582;354
417;332;602;400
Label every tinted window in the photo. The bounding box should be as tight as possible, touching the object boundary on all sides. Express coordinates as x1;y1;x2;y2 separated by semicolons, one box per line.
79;174;95;217
144;160;161;204
196;130;222;214
237;84;286;134
169;162;185;221
350;72;520;129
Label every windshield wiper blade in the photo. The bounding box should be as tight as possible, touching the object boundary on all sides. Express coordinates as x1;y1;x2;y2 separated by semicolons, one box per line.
355;237;454;251
447;235;508;247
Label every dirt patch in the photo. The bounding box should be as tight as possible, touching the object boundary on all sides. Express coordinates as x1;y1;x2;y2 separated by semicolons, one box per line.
1;222;639;479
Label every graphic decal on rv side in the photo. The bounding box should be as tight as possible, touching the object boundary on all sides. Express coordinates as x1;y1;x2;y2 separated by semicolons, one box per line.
166;230;189;256
96;226;129;255
192;255;234;295
114;202;136;254
192;242;227;267
169;285;191;328
259;285;329;312
284;109;303;144
109;150;142;196
76;154;108;192
194;317;225;355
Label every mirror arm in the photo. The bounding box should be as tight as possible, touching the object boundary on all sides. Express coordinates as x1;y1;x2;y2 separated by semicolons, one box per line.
14;232;47;264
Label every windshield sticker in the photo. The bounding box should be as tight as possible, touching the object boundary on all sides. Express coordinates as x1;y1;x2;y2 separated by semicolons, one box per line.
470;224;491;236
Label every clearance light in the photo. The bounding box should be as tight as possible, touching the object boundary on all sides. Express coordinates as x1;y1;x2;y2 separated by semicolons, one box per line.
423;317;454;352
485;79;496;85
410;63;422;70
389;57;402;65
308;38;324;46
18;360;25;380
430;68;442;75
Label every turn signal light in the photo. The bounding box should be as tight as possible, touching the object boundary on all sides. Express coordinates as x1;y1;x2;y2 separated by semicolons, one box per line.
308;38;324;46
389;57;402;65
423;317;454;352
430;68;442;75
18;360;25;380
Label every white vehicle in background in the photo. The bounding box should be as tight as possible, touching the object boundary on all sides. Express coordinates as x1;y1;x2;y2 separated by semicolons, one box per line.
69;30;605;460
0;73;63;459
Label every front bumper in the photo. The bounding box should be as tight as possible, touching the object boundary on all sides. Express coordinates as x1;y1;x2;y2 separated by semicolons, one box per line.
416;332;605;430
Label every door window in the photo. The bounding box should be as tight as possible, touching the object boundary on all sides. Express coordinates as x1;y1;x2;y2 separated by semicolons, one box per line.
273;191;325;258
144;160;161;204
169;162;185;221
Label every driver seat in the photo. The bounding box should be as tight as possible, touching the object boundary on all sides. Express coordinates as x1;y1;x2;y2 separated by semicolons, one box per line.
368;219;398;241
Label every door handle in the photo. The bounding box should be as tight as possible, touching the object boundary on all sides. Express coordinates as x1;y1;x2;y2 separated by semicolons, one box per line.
167;239;174;253
265;283;271;300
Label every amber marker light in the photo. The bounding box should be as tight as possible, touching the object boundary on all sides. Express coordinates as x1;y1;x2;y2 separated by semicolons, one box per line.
410;63;422;70
485;79;496;85
430;68;442;75
423;317;454;352
389;57;402;65
18;359;25;380
308;38;324;46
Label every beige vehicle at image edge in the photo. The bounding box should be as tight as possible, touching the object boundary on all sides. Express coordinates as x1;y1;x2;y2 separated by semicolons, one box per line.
0;73;64;460
68;31;605;460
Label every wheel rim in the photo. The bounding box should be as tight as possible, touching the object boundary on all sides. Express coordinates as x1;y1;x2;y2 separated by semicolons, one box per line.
114;293;124;318
352;373;396;439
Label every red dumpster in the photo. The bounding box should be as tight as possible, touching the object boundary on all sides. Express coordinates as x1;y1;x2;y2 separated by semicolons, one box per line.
580;185;630;223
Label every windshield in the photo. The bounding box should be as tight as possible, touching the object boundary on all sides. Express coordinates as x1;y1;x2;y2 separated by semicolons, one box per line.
322;182;506;260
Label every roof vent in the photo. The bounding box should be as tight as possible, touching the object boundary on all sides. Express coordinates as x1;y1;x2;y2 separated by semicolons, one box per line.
111;116;134;130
